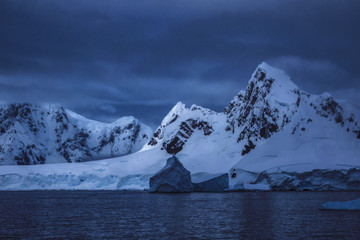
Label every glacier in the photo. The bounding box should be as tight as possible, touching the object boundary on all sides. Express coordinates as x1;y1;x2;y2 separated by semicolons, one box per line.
0;147;167;190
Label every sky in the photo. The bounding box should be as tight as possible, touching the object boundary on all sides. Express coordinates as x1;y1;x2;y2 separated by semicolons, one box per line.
1;0;359;128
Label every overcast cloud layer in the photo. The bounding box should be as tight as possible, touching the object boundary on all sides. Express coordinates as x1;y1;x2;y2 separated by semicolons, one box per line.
1;0;359;127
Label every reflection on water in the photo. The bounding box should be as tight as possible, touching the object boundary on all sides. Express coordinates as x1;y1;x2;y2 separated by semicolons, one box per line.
0;191;359;239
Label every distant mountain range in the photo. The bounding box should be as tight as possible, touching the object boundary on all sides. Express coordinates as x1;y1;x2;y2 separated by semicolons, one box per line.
0;104;152;165
0;62;359;191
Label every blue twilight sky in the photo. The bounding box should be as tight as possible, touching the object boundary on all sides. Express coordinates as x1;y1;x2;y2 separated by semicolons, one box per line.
0;0;359;128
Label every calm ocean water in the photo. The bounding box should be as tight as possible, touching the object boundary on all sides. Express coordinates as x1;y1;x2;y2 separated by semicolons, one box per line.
0;191;359;239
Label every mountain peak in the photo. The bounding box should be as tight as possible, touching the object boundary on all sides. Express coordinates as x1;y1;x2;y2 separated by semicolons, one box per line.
227;63;300;117
170;102;186;114
0;103;152;165
257;61;272;70
224;62;303;154
251;62;298;92
160;102;186;126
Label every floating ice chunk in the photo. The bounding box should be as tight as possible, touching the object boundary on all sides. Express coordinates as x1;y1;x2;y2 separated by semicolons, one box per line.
149;156;193;193
320;198;360;210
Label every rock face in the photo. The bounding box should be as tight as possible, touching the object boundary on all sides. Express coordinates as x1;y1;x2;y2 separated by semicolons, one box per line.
225;62;300;155
0;103;152;165
224;62;359;156
192;173;229;192
145;103;218;155
149;156;193;193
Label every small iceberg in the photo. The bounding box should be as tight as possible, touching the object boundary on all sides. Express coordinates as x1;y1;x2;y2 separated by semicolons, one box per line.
320;198;360;210
149;155;193;193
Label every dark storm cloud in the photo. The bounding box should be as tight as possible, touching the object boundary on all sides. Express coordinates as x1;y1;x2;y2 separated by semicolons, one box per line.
0;0;359;126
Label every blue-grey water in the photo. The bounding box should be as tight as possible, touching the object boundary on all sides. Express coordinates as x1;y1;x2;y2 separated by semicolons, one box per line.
0;191;360;239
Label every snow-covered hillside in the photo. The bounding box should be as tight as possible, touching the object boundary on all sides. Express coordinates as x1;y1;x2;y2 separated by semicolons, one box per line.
0;104;152;165
141;102;238;173
144;62;360;190
228;63;360;189
0;62;359;190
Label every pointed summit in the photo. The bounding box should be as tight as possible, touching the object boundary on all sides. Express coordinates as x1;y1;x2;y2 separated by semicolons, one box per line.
172;101;186;112
225;63;302;154
160;102;186;126
249;62;299;102
252;62;295;84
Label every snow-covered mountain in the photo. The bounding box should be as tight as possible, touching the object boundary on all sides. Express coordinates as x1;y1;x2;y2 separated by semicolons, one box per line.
0;62;359;190
0;104;152;165
141;102;236;173
144;62;360;189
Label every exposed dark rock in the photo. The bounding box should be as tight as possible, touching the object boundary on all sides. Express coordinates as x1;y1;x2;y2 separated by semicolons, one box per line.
148;138;158;146
225;66;297;155
164;136;184;154
159;119;213;155
242;140;256;156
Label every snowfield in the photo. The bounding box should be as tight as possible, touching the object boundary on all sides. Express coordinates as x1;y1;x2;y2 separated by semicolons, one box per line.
0;147;167;190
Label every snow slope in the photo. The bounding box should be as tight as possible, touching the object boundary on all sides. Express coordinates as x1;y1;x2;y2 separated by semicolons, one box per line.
0;104;152;165
142;102;241;173
144;62;360;190
0;147;168;190
229;64;360;189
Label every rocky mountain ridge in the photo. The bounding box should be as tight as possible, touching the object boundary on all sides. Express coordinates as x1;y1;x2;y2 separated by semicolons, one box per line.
143;62;360;189
145;62;360;157
0;103;152;165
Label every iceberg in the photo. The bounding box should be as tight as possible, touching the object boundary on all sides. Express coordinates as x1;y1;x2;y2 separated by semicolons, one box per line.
320;198;360;210
149;156;193;193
